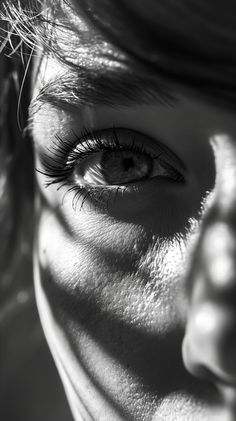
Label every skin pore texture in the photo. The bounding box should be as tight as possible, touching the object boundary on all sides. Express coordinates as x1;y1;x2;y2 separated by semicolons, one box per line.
29;1;236;420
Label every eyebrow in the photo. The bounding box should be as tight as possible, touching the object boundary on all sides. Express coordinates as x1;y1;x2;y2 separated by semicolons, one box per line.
31;65;177;113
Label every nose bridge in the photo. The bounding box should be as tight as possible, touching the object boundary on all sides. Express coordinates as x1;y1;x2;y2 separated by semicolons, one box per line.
187;135;236;298
203;136;236;297
182;135;236;391
212;135;236;213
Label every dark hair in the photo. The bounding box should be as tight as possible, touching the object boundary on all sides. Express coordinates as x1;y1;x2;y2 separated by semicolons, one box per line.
0;3;34;324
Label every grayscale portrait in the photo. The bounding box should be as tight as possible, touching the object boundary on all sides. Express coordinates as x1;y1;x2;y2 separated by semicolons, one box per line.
0;1;236;420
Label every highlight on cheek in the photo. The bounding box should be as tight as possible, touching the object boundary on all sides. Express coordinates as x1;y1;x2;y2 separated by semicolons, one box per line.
36;127;185;211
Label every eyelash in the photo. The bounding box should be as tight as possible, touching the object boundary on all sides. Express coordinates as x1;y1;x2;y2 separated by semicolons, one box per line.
37;128;184;211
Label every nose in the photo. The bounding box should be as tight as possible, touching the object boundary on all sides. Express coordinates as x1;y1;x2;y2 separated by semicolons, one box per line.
182;135;236;395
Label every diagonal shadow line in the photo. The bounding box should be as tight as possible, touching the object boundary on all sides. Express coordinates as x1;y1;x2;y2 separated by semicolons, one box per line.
39;265;218;421
38;268;133;420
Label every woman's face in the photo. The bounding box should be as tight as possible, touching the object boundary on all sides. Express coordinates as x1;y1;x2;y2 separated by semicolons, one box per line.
30;2;236;420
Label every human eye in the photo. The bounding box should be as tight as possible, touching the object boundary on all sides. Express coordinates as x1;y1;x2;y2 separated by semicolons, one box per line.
37;127;185;211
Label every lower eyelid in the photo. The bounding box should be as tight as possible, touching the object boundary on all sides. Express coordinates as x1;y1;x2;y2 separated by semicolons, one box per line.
60;173;186;213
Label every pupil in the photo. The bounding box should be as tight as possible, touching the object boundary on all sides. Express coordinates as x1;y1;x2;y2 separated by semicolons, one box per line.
123;157;135;171
101;150;152;185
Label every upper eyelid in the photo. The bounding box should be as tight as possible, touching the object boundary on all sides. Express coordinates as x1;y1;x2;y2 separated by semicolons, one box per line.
37;127;187;179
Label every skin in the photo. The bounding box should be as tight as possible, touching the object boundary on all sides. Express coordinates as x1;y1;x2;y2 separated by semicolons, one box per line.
30;1;236;420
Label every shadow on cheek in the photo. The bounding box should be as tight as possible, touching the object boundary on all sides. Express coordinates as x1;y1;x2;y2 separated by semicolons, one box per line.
38;263;218;413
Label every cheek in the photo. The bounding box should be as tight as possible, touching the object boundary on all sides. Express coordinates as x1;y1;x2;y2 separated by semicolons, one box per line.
36;204;186;332
34;203;191;416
